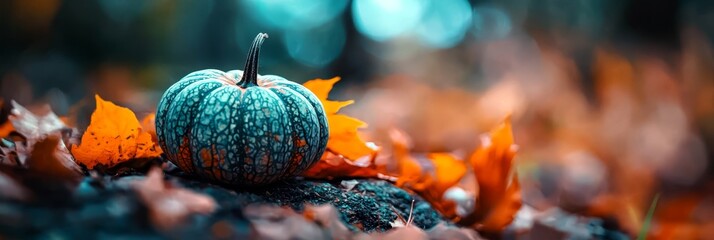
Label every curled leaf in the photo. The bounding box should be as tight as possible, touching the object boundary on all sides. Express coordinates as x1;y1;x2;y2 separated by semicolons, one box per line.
424;153;468;218
71;95;162;169
9;101;65;142
140;113;158;143
302;150;394;181
390;129;467;219
303;77;376;160
26;135;82;183
5;101;81;174
460;117;522;231
429;153;467;199
390;128;431;191
0;99;14;138
302;77;386;180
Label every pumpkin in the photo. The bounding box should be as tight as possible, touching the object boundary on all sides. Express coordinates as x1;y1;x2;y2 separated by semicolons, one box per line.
155;33;328;185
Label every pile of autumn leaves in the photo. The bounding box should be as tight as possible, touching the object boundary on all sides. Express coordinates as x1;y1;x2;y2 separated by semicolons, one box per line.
0;77;520;233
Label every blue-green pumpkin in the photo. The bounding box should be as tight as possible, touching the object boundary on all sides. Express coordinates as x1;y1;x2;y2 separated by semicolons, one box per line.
155;33;328;185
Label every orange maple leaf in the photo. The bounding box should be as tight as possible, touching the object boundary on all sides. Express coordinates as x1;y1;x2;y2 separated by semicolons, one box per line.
302;150;394;181
429;153;468;199
140;113;158;143
390;129;467;218
390;128;432;191
303;77;376;160
0;120;12;138
0;99;13;137
459;117;522;231
417;153;468;219
71;95;162;169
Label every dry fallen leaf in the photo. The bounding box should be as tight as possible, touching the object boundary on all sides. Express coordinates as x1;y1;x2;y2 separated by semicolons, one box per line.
426;222;484;240
380;226;429;240
0;101;11;138
303;204;352;240
300;78;389;180
460;117;522;231
0;138;24;166
26;135;82;183
140;113;158;143
303;77;376;160
5;101;82;174
133;167;216;230
0;99;12;138
390;128;432;191
0;135;83;202
71;95;162;169
302;150;394;181
389;129;467;219
0;121;12;138
422;152;467;218
384;118;520;230
9;101;65;143
0;170;30;201
244;205;328;240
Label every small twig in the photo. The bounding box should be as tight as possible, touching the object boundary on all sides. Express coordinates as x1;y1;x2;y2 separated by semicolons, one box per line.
389;205;407;225
406;199;415;227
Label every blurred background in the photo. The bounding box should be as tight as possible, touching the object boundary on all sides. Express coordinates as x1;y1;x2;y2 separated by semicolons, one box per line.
1;0;713;237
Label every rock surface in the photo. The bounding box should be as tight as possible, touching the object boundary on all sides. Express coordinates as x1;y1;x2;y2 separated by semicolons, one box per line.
0;171;445;239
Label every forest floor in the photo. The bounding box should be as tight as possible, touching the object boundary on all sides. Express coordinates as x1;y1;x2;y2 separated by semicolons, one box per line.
0;164;629;239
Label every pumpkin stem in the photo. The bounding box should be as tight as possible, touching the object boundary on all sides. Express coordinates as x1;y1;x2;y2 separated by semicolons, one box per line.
238;33;268;87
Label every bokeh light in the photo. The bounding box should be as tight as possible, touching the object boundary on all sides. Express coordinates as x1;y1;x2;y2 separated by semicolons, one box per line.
415;0;472;48
352;0;426;42
283;21;346;68
241;0;348;31
472;5;512;41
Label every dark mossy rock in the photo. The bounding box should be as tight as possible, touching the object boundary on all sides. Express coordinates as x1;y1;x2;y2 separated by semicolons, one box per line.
185;178;445;232
172;173;445;232
0;172;445;239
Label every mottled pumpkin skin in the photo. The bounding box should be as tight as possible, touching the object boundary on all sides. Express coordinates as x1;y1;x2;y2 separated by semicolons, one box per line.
155;69;328;185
